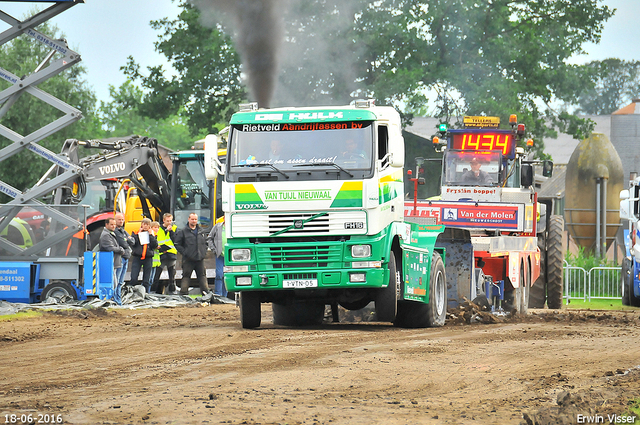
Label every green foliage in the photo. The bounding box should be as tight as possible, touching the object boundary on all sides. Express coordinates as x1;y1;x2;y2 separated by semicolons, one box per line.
352;0;613;159
565;246;617;270
123;2;246;136
125;0;613;161
572;59;640;115
98;82;198;151
0;20;102;200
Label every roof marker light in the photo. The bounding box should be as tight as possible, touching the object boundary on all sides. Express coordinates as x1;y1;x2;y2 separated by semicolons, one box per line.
239;102;258;112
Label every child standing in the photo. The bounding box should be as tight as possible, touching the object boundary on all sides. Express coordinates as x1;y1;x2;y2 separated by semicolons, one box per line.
129;218;158;293
149;221;161;292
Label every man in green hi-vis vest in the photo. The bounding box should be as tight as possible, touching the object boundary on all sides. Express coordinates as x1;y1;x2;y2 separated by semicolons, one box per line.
153;213;178;294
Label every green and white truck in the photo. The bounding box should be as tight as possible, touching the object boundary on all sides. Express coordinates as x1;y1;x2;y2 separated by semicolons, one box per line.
205;100;447;329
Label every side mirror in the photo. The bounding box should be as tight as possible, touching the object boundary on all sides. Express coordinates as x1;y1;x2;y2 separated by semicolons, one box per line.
204;134;222;180
542;160;554;177
388;126;404;168
521;164;533;187
620;189;631;220
620;189;630;200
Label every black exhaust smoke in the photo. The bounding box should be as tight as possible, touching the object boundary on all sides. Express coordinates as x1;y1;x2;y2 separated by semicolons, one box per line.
190;0;283;108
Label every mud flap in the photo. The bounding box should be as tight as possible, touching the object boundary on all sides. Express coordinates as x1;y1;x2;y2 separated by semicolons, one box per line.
436;228;474;308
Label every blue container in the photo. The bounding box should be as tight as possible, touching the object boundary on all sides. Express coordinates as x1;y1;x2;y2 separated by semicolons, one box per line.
83;252;115;300
0;262;39;303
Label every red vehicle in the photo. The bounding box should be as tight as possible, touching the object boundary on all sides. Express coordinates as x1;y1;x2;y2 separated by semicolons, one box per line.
405;115;558;314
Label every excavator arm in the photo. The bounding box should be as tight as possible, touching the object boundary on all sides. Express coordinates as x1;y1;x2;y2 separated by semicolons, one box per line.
57;135;172;218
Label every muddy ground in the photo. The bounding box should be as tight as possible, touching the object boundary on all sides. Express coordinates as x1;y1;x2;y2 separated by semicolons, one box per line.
1;303;639;425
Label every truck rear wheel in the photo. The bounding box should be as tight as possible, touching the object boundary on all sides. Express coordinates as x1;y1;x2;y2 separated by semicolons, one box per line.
528;236;546;308
545;215;564;309
394;252;446;328
630;281;640;307
621;257;631;306
239;291;261;329
426;252;447;327
272;301;325;326
375;253;398;322
41;280;77;301
626;259;640;307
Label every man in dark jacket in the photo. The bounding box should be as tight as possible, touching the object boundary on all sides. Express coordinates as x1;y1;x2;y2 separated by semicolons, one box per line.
99;217;125;305
174;212;210;295
114;213;134;288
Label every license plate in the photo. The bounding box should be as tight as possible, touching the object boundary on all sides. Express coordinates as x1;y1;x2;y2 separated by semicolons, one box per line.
283;279;318;288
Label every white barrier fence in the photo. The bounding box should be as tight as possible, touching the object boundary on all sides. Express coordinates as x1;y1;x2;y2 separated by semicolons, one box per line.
563;261;622;304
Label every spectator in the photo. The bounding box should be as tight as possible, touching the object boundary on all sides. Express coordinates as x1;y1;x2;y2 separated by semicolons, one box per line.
129;218;158;293
149;221;161;292
98;216;125;305
174;212;210;296
114;213;134;290
207;217;227;297
153;213;178;295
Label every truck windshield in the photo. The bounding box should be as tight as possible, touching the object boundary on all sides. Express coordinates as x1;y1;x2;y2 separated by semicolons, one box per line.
443;150;501;187
174;159;213;229
227;121;374;181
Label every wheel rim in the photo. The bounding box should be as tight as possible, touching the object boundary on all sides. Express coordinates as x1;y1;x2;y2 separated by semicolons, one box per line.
434;269;445;316
48;287;70;299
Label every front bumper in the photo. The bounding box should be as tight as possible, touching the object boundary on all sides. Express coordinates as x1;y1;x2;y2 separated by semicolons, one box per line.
225;266;386;292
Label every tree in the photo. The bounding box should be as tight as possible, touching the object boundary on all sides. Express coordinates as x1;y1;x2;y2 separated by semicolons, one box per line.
123;2;245;137
350;0;612;157
572;59;640;115
0;20;102;200
98;81;197;151
128;0;614;159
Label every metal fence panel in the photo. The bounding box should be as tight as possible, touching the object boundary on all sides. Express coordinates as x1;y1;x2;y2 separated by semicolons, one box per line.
564;261;588;304
588;267;621;300
563;261;622;303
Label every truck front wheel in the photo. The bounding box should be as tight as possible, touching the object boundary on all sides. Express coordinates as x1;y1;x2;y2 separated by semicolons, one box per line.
426;252;447;327
239;291;261;329
394;252;447;328
545;215;564;309
375;253;398;322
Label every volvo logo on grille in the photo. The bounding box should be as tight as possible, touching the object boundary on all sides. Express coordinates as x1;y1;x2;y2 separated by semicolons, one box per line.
293;220;304;229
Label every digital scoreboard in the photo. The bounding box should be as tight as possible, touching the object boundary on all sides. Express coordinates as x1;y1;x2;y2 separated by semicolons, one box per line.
449;130;515;158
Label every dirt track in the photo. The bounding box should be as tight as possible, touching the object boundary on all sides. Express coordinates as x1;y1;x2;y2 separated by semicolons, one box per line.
1;304;639;425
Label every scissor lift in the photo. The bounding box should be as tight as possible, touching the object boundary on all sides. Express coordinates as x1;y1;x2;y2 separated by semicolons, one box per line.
0;1;86;261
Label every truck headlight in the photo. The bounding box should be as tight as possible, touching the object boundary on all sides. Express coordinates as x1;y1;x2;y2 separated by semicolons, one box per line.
351;244;371;258
236;276;252;286
231;249;251;262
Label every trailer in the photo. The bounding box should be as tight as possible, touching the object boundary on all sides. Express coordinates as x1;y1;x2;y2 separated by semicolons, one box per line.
405;115;554;314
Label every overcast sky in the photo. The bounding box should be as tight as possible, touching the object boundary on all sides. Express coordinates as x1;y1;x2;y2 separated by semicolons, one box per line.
1;0;638;104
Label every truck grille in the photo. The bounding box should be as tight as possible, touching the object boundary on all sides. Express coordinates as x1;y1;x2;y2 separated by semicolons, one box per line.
257;244;343;269
269;213;329;234
231;211;367;237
